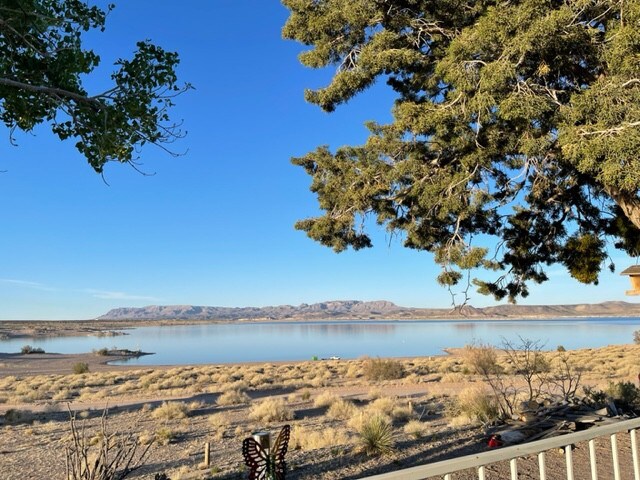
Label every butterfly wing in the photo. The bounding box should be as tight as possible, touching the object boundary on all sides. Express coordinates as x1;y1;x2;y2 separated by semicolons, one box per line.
271;425;291;480
242;438;269;480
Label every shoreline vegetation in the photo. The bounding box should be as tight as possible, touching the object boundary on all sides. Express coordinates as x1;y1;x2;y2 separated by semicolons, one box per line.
1;343;640;479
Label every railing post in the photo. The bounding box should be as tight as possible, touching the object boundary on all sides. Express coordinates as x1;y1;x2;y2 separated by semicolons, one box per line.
538;452;546;480
478;465;486;480
631;429;640;480
588;439;598;480
565;445;574;480
354;418;640;480
510;458;518;479
612;433;621;480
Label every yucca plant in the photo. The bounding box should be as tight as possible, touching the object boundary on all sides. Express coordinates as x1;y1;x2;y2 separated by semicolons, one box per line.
357;414;395;456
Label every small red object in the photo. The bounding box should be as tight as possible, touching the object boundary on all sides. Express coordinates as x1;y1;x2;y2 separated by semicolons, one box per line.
488;434;503;448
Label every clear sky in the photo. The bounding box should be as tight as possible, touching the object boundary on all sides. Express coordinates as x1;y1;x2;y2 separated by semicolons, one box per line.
0;1;636;320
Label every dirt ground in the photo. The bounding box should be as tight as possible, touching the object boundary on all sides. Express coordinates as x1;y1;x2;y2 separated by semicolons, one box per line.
1;347;639;479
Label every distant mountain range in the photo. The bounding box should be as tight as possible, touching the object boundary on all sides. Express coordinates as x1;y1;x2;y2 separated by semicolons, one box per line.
98;300;640;321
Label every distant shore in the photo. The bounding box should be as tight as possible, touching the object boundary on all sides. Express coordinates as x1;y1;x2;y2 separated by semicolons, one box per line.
1;312;640;341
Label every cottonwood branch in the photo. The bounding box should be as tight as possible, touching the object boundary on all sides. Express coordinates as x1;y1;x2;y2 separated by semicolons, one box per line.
0;77;101;106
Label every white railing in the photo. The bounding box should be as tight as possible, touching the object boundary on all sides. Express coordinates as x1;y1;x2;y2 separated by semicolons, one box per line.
360;417;640;480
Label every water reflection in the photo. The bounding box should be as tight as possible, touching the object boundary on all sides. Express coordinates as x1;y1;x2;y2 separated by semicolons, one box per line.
454;323;476;330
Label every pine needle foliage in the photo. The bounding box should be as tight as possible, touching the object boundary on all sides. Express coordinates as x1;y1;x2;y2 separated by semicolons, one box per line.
283;0;640;303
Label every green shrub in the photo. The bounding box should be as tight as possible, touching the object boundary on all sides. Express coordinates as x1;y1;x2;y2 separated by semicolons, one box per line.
3;409;34;424
72;362;89;374
634;330;640;345
363;358;405;381
606;381;640;408
557;345;566;352
357;414;395;456
21;345;45;354
93;348;109;356
583;386;607;406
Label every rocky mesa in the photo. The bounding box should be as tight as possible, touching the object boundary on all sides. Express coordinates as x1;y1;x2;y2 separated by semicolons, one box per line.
97;300;640;321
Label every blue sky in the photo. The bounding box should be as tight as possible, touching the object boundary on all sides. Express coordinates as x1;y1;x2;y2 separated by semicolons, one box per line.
0;1;636;320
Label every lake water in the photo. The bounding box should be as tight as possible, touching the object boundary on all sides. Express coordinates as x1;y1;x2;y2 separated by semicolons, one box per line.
2;318;640;365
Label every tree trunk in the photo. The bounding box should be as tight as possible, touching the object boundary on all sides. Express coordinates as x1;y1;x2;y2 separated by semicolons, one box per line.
606;186;640;230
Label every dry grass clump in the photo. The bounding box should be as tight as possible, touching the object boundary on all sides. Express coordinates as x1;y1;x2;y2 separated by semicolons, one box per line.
313;391;339;408
327;398;358;420
368;397;396;416
363;357;406;381
447;386;500;425
403;420;428;439
357;413;395;456
248;398;294;423
440;372;466;382
391;404;414;421
367;388;383;400
155;427;176;445
208;412;230;429
151;402;189;421
216;389;250;406
291;425;352;451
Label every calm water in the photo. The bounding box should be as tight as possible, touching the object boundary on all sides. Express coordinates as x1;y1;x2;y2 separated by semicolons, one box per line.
1;318;639;365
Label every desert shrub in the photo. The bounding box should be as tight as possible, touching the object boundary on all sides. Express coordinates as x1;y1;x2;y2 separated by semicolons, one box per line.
151;402;189;421
3;409;34;424
52;389;72;402
403;420;428;439
327;399;357;420
216;389;250;406
208;413;229;429
634;330;640;345
65;410;153;479
300;390;311;401
606;381;640;409
155;427;175;445
363;358;405;381
291;425;352;451
549;352;583;401
557;345;566;352
93;348;109;356
448;386;500;425
464;338;549;419
369;397;396;416
391;404;414;421
440;372;466;382
357;414;395;456
249;398;294;423
367;388;383;400
72;362;89;375
313;392;339;408
21;345;45;354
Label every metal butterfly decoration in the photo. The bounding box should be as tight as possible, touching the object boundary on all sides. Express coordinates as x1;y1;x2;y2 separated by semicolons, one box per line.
242;425;290;480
